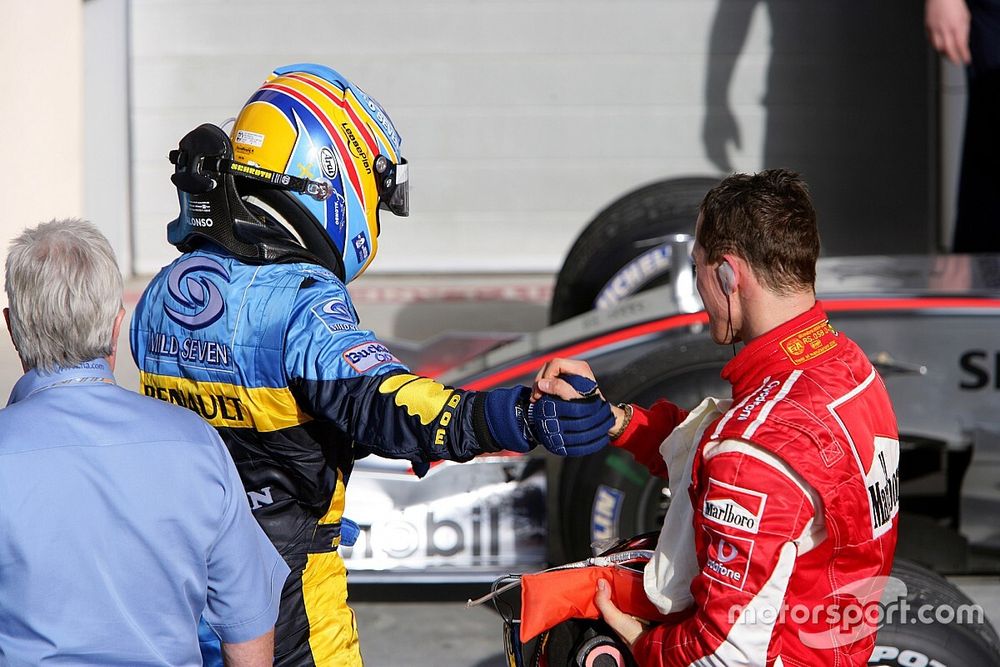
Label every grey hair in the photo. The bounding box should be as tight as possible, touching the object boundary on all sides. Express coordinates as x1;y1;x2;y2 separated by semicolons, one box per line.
5;219;123;372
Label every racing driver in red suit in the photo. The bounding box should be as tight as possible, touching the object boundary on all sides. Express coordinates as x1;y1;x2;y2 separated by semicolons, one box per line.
535;169;901;666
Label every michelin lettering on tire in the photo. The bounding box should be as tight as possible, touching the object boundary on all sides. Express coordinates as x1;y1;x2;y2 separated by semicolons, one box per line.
594;244;674;310
591;485;625;544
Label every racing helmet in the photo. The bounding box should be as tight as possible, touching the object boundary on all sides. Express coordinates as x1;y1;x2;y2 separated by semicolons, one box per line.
167;64;408;283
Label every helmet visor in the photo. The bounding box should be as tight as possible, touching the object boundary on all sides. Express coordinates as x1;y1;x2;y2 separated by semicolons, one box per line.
376;157;409;217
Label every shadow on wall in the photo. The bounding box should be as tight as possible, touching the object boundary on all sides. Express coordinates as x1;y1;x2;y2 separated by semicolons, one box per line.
704;0;937;255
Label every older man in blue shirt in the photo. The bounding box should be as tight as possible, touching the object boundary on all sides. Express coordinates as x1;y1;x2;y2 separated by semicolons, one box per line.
0;219;289;666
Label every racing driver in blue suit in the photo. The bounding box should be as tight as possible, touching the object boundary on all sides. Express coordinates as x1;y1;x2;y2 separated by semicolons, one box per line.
130;64;613;667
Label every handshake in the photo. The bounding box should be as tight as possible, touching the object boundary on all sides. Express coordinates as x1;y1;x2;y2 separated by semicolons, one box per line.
484;373;616;457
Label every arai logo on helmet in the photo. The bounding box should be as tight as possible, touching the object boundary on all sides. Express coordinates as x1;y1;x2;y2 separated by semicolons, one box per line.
319;146;338;179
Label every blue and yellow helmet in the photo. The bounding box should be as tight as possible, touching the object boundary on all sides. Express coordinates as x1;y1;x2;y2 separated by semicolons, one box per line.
168;64;408;283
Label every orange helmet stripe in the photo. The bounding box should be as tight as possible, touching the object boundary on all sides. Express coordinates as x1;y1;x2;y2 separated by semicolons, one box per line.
261;81;366;209
344;88;399;163
286;73;381;160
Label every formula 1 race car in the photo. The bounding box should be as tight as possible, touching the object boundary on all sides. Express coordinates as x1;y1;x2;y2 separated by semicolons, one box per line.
342;177;1000;665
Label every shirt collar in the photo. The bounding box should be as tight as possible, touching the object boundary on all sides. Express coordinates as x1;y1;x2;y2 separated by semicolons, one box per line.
721;301;842;399
7;358;116;406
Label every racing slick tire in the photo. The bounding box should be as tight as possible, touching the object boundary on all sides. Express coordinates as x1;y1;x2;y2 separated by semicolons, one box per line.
549;176;720;324
869;559;1000;666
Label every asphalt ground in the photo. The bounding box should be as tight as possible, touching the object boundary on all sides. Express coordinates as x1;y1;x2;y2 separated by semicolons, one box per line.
0;272;997;666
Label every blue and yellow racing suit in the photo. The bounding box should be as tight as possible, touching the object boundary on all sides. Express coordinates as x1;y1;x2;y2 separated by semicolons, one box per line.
131;247;505;666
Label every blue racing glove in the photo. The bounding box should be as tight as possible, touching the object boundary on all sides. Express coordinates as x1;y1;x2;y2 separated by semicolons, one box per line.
527;374;614;456
483;385;535;453
483;375;613;457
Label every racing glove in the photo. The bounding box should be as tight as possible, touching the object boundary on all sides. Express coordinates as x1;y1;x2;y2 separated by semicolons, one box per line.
483;374;614;457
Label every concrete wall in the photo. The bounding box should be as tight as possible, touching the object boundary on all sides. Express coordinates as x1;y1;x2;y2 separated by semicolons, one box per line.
127;0;937;276
4;1;941;281
128;0;749;274
84;0;132;272
0;0;84;266
1;0;129;277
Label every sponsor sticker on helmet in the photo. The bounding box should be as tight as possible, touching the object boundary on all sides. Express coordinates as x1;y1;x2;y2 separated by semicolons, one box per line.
319;146;339;179
702;478;767;534
343;341;400;373
355;88;400;152
331;192;347;230
341;122;372;174
701;525;754;590
353;233;370;263
235;129;265;148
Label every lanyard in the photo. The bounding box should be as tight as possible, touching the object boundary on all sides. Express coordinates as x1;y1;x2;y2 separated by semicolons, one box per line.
10;361;116;405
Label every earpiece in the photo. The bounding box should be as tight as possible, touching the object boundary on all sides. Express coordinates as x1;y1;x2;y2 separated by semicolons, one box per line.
717;261;736;295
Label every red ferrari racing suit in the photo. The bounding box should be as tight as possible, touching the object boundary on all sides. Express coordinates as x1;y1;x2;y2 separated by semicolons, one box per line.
615;303;900;666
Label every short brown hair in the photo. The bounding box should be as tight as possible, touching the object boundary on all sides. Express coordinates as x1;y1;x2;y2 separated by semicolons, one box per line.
697;169;820;293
